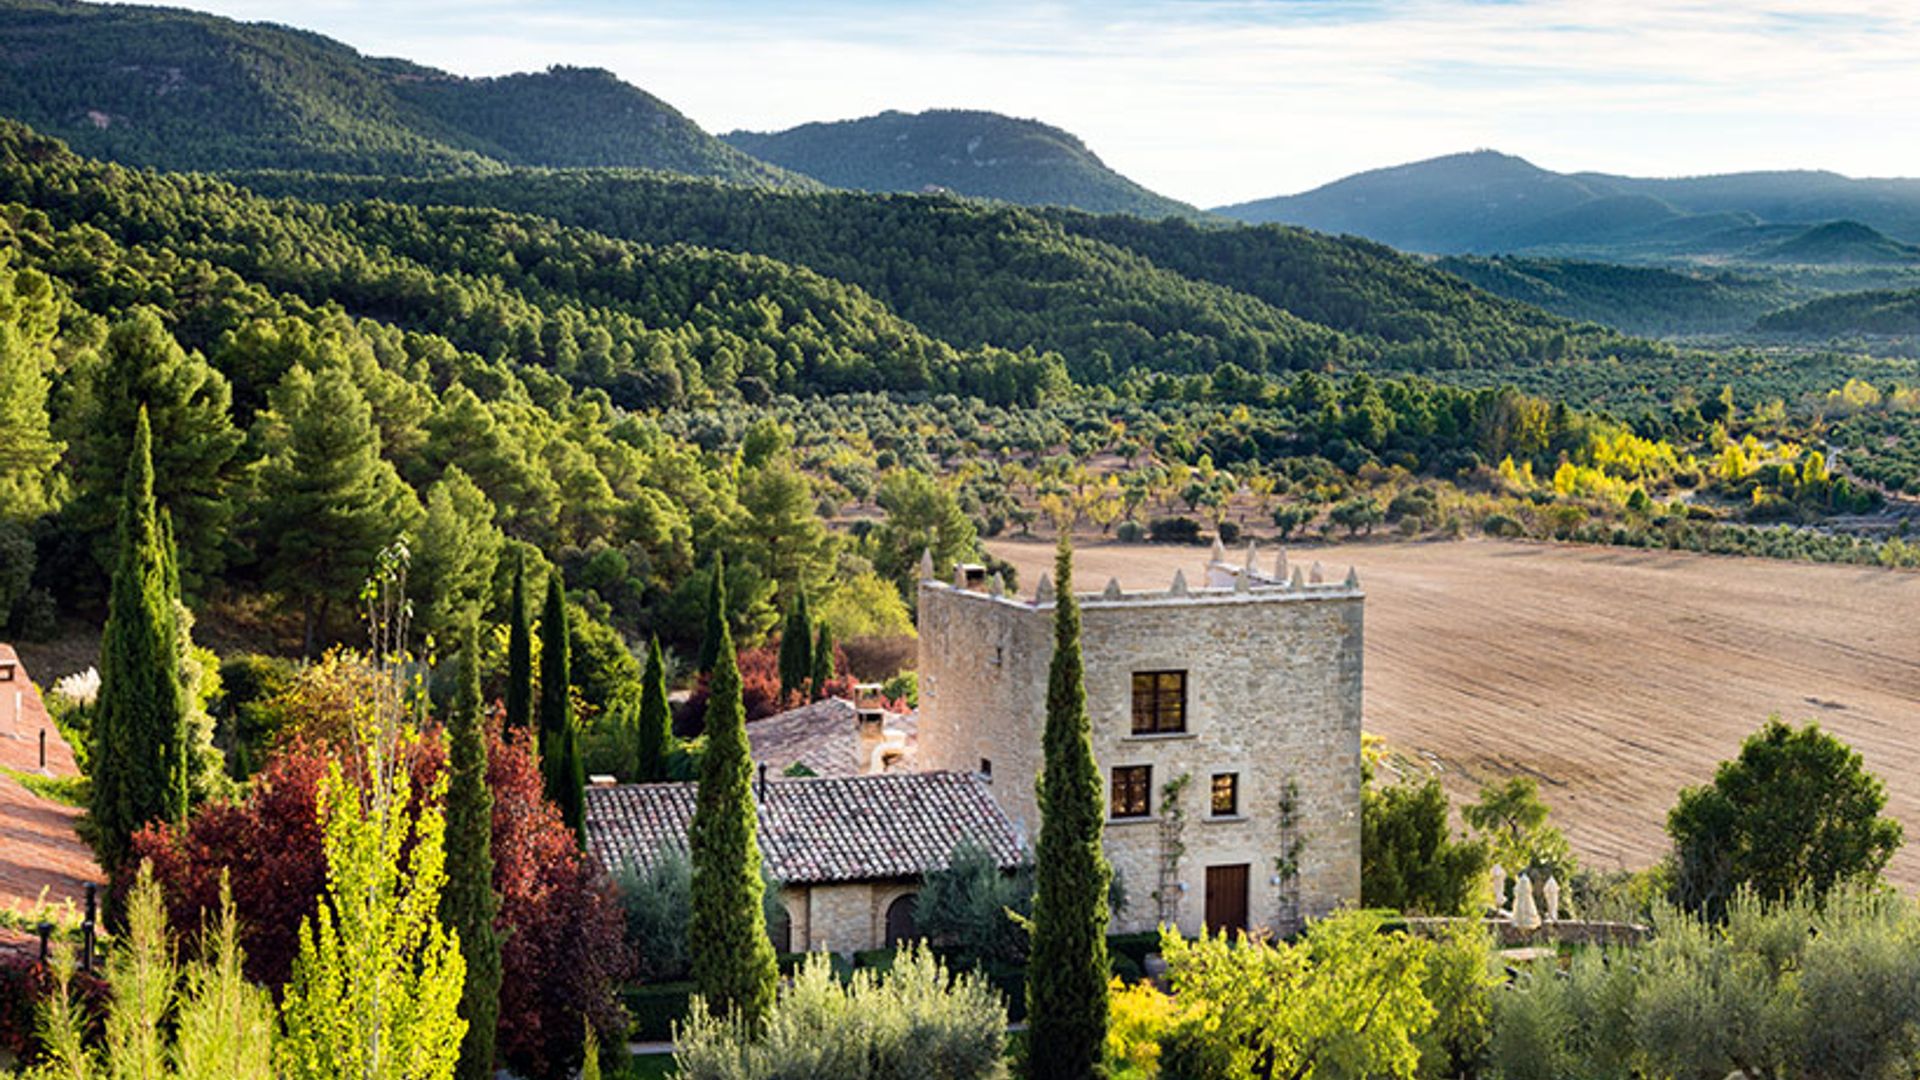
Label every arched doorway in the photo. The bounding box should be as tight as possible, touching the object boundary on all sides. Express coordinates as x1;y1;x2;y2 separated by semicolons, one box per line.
769;902;793;954
884;893;919;946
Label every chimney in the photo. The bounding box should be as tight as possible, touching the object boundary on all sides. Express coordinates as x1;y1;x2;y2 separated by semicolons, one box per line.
757;763;768;800
856;707;887;770
957;563;990;591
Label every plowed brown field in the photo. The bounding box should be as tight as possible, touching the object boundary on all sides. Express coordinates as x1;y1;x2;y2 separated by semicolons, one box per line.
985;537;1920;885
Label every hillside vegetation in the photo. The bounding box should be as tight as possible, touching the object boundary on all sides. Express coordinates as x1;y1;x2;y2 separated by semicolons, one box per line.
0;0;804;184
235;168;1650;378
722;108;1200;219
1758;288;1920;336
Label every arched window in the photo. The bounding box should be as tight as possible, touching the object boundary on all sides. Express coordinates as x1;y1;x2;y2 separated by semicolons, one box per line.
884;893;919;946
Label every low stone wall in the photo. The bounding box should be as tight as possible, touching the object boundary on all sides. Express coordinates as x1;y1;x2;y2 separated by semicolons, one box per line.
1401;916;1653;949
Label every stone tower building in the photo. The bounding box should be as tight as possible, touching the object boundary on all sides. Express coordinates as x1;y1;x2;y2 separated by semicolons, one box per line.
914;543;1363;937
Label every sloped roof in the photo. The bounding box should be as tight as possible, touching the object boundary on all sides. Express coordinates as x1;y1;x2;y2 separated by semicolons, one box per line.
747;697;864;778
585;771;1025;886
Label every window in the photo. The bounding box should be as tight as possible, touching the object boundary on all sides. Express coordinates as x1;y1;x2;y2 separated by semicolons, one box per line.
1131;671;1187;734
1211;773;1239;817
1111;765;1152;819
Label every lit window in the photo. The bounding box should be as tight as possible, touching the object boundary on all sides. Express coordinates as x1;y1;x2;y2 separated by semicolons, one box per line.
1131;671;1187;734
1111;765;1152;818
1211;773;1239;817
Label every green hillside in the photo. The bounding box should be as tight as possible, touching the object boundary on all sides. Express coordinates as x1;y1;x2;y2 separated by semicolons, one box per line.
722;108;1199;219
0;120;1056;406
235;168;1649;379
0;0;803;184
1435;256;1798;335
1755;221;1920;265
1757;288;1920;336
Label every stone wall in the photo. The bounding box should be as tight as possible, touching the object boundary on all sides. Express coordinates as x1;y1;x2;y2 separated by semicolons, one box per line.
783;879;923;955
916;560;1364;936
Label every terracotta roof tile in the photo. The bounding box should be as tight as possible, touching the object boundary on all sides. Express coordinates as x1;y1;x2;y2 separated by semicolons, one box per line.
585;771;1024;885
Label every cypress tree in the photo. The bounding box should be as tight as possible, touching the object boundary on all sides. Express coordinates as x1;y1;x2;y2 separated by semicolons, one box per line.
696;553;728;675
89;408;189;878
539;570;584;843
442;624;501;1080
1026;535;1111;1079
636;636;673;781
776;591;812;702
808;622;836;702
687;616;778;1028
505;555;532;732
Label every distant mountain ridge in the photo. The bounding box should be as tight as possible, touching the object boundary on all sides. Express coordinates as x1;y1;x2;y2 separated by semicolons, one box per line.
1217;150;1920;258
0;0;808;184
723;108;1201;219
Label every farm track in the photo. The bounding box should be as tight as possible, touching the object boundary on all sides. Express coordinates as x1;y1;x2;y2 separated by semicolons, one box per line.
986;536;1920;884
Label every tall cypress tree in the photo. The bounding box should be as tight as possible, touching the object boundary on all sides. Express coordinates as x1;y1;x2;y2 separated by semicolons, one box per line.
539;570;584;843
808;622;836;702
442;624;501;1080
505;555;532;732
1027;536;1111;1079
636;636;673;781
696;553;728;675
687;617;778;1028
776;591;812;702
89;408;189;878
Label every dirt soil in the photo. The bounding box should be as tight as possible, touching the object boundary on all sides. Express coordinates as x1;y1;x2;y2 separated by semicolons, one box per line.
986;536;1920;885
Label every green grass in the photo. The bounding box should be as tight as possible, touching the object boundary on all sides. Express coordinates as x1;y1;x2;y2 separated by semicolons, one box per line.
1;765;88;807
622;1054;675;1079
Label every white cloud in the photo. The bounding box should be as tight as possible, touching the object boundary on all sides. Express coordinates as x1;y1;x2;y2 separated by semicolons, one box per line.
179;0;1920;206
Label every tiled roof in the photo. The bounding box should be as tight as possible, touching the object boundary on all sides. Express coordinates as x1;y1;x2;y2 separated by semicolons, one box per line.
745;696;917;778
747;697;863;778
585;771;1026;886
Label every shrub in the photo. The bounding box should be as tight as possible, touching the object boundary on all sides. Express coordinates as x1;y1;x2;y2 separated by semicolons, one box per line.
1490;891;1920;1080
623;982;697;1042
1216;521;1241;544
616;848;693;983
673;946;1008;1080
1362;772;1489;916
1114;520;1145;544
915;840;1033;965
136;724;632;1080
1148;516;1202;544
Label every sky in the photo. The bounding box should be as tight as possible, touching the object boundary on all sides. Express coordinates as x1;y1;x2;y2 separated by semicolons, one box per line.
181;0;1920;208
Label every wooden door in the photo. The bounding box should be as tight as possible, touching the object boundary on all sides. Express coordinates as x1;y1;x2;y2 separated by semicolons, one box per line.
884;893;919;945
1205;864;1250;933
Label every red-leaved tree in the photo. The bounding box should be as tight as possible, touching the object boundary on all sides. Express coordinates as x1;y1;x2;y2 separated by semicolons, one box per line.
134;722;630;1079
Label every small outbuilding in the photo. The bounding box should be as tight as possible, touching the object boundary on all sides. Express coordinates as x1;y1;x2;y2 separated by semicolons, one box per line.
586;771;1025;955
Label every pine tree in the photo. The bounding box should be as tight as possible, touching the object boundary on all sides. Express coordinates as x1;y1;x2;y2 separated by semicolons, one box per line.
777;591;813;703
505;554;533;732
443;625;501;1080
253;361;418;654
66;308;243;591
1026;536;1111;1080
539;570;584;844
687;616;778;1029
637;636;673;781
409;466;504;644
697;553;728;675
809;622;836;702
89;408;189;879
0;263;63;519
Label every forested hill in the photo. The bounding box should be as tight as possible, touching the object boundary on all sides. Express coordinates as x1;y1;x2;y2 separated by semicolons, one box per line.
0;120;1064;406
1757;288;1920;337
1218;149;1920;257
0;0;805;185
236;168;1654;378
721;109;1201;219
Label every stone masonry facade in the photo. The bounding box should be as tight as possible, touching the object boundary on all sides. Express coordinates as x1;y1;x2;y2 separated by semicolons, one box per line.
915;547;1363;937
